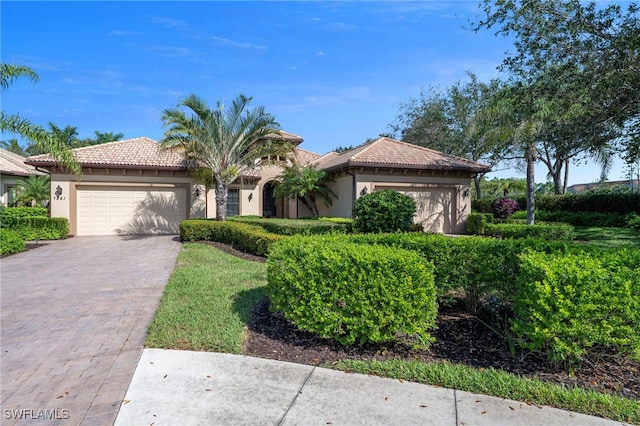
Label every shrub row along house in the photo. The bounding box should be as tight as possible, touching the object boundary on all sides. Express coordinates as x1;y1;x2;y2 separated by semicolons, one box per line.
25;134;490;236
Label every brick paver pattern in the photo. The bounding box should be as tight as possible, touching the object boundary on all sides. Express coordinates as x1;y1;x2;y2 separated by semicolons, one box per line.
1;236;181;425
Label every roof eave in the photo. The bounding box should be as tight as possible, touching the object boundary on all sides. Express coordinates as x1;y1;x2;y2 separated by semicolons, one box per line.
323;161;491;174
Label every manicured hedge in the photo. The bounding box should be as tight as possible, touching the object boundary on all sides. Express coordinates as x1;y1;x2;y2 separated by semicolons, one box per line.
5;217;69;241
513;249;640;366
0;229;26;256
474;193;640;215
344;232;577;313
229;216;351;235
267;236;437;346
0;206;48;221
180;219;282;256
483;223;575;240
511;210;633;228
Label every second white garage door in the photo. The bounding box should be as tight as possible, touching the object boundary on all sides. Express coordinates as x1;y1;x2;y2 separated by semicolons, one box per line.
77;186;187;236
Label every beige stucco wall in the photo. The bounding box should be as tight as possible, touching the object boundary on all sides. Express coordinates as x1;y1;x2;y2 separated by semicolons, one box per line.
319;169;474;234
47;168;202;235
205;180;259;219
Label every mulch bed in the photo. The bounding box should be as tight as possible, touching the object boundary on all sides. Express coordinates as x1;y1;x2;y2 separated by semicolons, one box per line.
201;241;640;401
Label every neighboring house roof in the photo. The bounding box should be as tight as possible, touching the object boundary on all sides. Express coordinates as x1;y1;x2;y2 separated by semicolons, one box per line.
0;148;45;177
293;147;323;165
566;179;640;193
262;130;304;144
315;137;491;173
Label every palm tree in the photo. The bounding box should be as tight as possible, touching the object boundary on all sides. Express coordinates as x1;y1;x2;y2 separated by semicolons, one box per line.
274;164;337;217
160;93;293;221
15;175;50;207
0;139;27;156
0;63;80;174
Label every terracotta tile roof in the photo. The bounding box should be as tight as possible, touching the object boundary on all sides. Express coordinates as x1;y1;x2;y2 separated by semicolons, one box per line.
26;137;194;170
1;148;45;177
261;130;304;144
316;137;491;173
293;147;322;165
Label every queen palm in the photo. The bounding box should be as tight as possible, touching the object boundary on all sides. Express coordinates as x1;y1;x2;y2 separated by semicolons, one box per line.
274;164;337;217
161;93;293;221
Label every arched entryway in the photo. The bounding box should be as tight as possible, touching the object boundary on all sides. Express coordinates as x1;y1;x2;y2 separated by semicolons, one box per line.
262;181;283;218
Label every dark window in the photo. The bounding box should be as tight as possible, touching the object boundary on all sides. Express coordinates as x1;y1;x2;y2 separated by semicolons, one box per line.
226;188;239;217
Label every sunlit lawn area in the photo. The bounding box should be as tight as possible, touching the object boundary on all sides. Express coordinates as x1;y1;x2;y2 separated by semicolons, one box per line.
573;226;640;249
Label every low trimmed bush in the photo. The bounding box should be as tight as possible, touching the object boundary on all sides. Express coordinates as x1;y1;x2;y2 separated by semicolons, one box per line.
513;249;640;366
7;217;69;240
0;229;26;256
511;210;630;228
492;198;520;219
267;236;438;346
0;207;48;226
466;212;493;235
484;223;575;240
229;216;350;235
180;219;282;256
352;190;416;233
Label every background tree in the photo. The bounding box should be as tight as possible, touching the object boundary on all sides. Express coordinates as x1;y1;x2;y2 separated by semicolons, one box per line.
274;164;337;217
0;139;27;156
0;63;80;174
474;0;640;194
161;93;293;221
390;73;513;198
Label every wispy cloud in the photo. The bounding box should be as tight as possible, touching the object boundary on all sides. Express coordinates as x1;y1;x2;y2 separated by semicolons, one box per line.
316;51;327;57
210;36;267;50
108;30;143;36
150;16;187;28
138;44;193;58
325;21;356;31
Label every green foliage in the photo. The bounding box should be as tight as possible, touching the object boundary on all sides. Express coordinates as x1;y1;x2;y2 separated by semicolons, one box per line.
13;175;50;207
513;250;640;367
352;190;416;233
479;193;640;216
229;216;349;235
267;236;438;346
274;164;337;217
3;217;68;240
179;219;282;256
626;213;640;230
345;232;576;313
466;212;493;235
0;228;26;255
1;206;48;220
483;223;575;241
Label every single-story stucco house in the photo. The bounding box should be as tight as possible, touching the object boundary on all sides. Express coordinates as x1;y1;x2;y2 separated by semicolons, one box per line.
0;148;47;207
25;134;490;236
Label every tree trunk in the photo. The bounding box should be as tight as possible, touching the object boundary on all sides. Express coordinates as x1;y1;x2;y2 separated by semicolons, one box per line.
473;174;482;199
562;159;569;194
214;176;228;221
526;144;536;225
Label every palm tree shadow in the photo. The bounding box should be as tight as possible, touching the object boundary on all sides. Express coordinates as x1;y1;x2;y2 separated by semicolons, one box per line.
116;192;183;237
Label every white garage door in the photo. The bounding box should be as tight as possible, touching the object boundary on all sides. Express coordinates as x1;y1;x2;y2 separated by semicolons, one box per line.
77;186;187;236
399;189;454;234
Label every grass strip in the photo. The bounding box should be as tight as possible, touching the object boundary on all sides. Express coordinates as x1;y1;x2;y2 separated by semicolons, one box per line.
333;359;640;424
145;243;267;353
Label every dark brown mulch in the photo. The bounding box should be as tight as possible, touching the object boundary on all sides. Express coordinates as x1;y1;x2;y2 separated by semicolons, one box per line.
201;241;640;401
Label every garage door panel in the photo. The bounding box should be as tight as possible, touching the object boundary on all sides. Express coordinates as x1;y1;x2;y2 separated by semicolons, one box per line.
398;189;454;234
77;186;186;236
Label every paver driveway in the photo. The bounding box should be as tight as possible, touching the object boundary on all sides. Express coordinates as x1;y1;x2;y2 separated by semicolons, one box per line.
1;236;181;425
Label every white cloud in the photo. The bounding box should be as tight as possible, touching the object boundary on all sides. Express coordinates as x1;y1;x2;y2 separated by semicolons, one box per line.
210;36;267;50
108;30;143;36
149;16;187;28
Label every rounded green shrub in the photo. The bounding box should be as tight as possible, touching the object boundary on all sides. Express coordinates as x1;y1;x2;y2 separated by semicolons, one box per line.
352;189;416;233
267;236;437;346
0;229;26;256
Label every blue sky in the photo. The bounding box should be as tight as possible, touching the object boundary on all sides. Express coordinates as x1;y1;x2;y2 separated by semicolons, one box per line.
1;1;630;185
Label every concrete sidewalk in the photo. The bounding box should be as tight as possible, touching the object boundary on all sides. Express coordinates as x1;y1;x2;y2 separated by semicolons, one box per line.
115;349;625;426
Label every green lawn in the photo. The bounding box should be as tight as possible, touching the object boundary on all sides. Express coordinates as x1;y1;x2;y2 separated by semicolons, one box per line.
147;241;639;424
573;226;640;249
145;243;267;353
